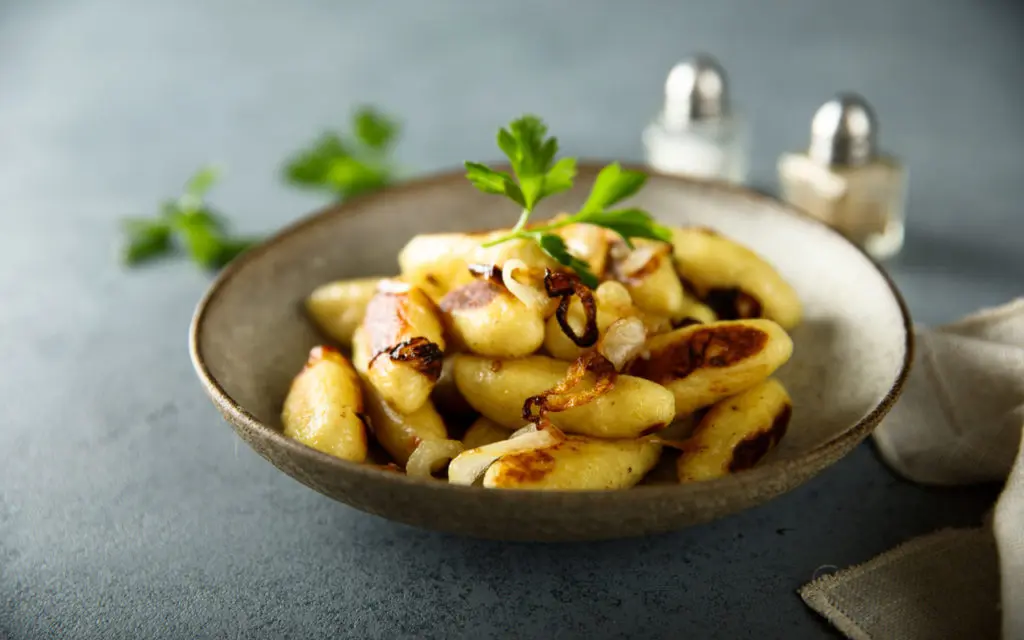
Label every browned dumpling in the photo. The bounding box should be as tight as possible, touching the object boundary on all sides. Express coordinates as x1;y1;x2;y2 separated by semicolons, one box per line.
439;279;545;358
281;346;368;462
628;319;792;419
305;277;384;345
677;378;792;482
362;281;446;415
453;354;676;438
670;227;802;329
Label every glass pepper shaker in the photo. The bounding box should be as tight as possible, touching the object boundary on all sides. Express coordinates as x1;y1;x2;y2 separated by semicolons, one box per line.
642;54;749;184
778;93;907;259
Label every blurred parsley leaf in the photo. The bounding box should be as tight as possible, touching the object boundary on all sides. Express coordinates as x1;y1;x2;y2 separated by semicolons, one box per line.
121;218;173;266
282;133;350;187
353;107;398;151
120;166;256;271
283;106;399;200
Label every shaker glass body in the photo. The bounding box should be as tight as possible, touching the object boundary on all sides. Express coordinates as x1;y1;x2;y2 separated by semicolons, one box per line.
778;153;906;259
643;116;749;184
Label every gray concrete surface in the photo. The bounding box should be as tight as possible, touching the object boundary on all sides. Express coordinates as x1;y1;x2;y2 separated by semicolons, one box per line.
1;1;1022;638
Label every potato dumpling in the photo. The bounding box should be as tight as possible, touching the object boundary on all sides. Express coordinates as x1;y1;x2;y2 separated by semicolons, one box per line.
361;379;449;466
351;326;371;373
473;231;560;272
398;231;559;303
607;238;686;320
405;438;464;478
483;435;662;490
397;233;480;301
453;354;676;438
461;416;513;450
628;319;793;418
282;346;368;462
305;277;384;345
439;279;545;357
544;281;671;362
679;300;718;325
678;378;792;482
670;227;802;329
363;281;446;414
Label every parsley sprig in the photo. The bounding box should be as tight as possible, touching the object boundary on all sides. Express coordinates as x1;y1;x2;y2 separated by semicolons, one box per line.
120;166;255;269
283;106;399;200
464;115;670;287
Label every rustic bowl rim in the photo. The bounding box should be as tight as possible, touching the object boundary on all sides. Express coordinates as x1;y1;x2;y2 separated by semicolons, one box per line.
189;162;914;501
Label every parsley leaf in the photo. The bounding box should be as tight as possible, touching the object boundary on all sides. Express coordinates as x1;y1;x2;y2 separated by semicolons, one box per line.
541;157;577;200
464;116;671;286
487;115;570;211
284;133;351;187
284;106;399;200
325;155;394;199
574;208;672;247
580;162;647;213
174;214;226;269
464;162;526;208
213;237;258;266
353;106;398;151
121;218;173;265
499;116;551;178
183;166;220;201
536;233;598;288
120;166;255;271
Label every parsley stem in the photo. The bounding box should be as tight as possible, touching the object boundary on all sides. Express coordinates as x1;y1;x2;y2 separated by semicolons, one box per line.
481;207;532;247
510;208;531;234
526;216;577;234
480;212;585;248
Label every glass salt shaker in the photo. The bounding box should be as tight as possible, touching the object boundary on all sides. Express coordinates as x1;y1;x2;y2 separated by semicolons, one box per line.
778;93;907;259
642;54;749;184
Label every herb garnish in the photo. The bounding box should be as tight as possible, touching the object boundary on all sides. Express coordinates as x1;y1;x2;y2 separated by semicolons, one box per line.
464;115;670;287
120;166;255;269
283;106;399;200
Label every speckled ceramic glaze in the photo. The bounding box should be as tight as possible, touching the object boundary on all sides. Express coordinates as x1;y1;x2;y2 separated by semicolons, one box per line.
189;164;913;541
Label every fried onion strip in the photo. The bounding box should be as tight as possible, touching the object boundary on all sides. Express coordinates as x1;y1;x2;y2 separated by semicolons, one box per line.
521;351;617;423
544;270;599;348
369;336;444;380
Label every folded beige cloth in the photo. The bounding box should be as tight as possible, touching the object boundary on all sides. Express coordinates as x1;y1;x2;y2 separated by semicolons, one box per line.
800;299;1024;640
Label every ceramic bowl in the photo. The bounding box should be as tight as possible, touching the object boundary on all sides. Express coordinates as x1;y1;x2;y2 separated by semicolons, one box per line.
189;164;912;541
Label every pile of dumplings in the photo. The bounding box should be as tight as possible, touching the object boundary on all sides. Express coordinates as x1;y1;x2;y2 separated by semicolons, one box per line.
283;221;801;491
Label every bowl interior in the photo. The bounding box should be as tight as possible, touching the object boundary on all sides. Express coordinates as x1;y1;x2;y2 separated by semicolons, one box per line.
191;165;911;540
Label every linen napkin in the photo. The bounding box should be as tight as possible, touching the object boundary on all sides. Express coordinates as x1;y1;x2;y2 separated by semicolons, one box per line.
800;299;1024;640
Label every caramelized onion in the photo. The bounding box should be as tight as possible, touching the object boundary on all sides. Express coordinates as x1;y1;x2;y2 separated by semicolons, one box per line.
381;337;444;380
447;427;563;486
616;243;659;279
501;259;549;309
405;439;464;478
544;270;599;348
510;424;538;438
521;351;617;422
598;317;647;371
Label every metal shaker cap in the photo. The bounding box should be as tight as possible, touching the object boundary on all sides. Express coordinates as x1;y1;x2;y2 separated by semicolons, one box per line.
661;54;729;129
809;93;878;166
